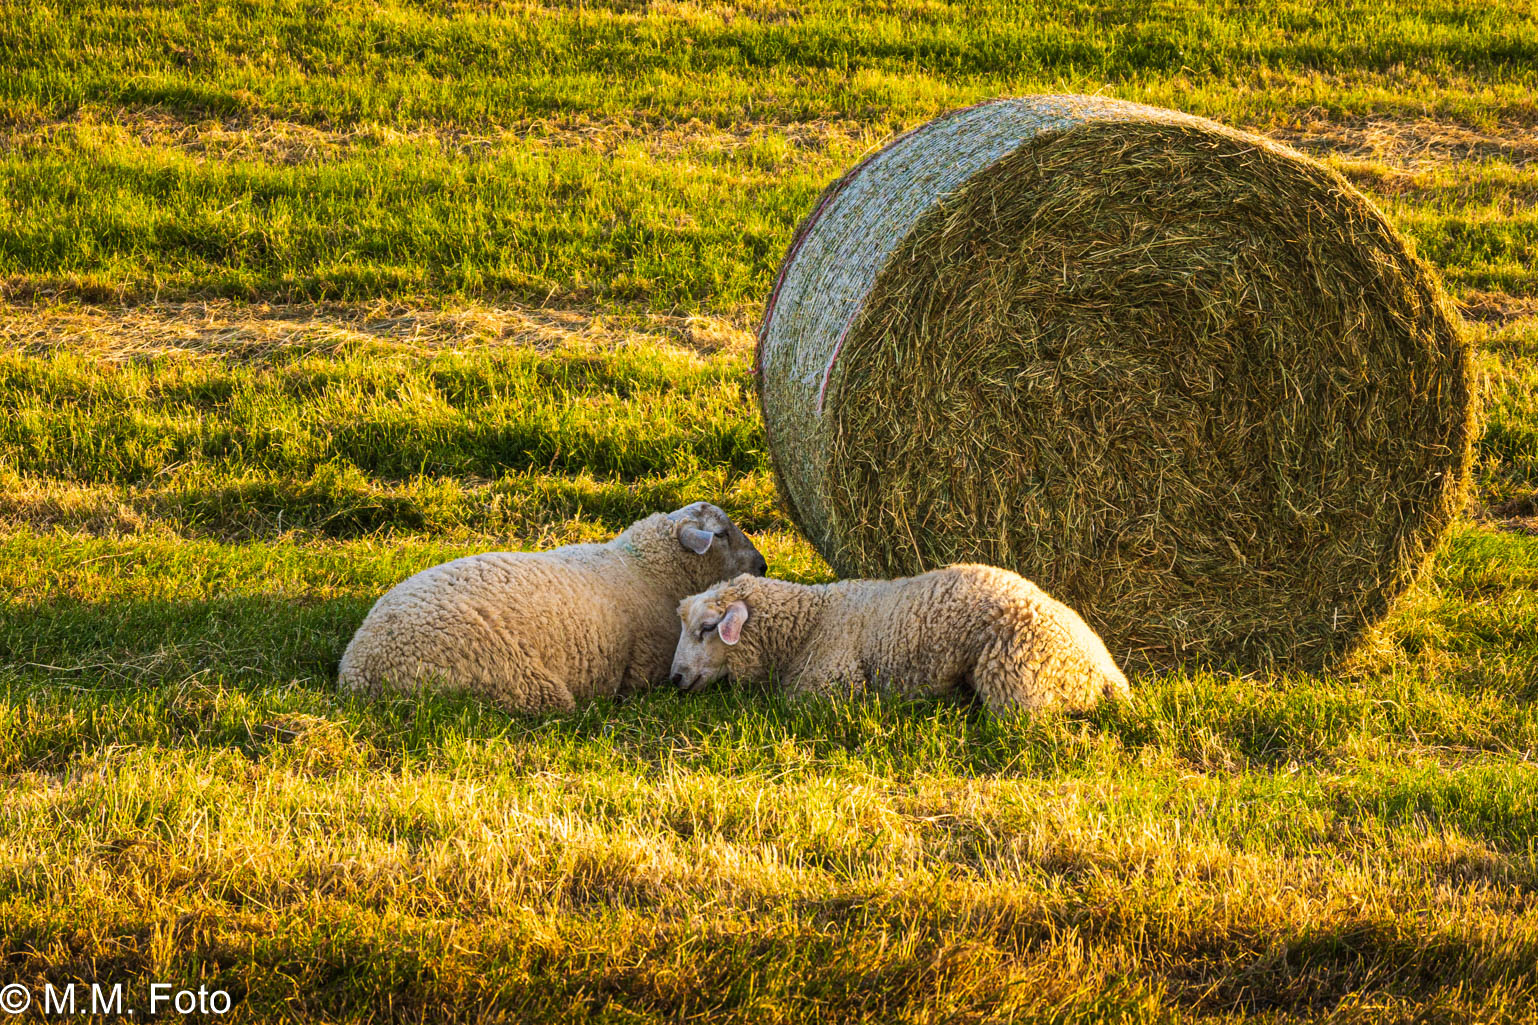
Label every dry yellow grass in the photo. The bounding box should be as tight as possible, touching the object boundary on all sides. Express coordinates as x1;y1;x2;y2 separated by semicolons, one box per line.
0;300;756;363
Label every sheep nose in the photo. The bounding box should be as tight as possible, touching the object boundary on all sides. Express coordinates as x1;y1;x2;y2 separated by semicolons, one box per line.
753;555;768;575
670;673;684;688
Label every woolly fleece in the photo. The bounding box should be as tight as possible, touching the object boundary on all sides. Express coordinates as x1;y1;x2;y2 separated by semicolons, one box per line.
340;503;767;714
672;564;1129;715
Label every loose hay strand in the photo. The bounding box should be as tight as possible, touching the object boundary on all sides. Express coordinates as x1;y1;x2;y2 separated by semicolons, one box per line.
758;97;1473;673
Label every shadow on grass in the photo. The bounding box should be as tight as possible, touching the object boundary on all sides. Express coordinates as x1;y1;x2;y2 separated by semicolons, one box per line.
3;586;1537;785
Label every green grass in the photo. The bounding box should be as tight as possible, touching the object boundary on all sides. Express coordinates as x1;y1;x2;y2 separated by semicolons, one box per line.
4;1;1538;1021
3;0;1538;307
0;124;841;306
4;524;1538;1020
6;125;1538;305
5;0;1538;129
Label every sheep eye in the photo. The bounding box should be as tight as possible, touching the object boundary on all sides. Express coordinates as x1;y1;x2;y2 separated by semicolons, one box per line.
701;620;719;638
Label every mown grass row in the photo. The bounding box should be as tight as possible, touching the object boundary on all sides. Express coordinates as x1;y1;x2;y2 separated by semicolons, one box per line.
0;129;839;306
0;341;761;481
0;314;1533;542
5;0;1538;129
0;335;782;542
3;121;1537;305
3;0;1538;308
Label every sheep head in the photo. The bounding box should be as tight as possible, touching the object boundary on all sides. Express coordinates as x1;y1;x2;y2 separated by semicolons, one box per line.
670;585;750;693
665;501;769;580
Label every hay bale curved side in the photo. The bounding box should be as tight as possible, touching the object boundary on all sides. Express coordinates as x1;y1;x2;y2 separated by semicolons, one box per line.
757;95;1473;672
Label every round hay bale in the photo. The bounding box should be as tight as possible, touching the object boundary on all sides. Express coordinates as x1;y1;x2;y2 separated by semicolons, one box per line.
756;95;1473;673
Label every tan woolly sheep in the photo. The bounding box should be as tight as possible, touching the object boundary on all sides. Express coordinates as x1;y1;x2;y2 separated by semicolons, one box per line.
339;502;768;715
670;564;1128;715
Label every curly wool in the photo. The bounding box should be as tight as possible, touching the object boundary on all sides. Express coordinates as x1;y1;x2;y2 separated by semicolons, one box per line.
682;564;1129;714
339;509;764;715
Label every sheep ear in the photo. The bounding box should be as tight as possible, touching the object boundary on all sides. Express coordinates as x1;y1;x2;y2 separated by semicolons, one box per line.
678;524;714;555
717;601;748;645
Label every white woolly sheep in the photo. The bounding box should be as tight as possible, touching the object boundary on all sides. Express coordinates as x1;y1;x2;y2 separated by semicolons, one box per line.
339;502;768;715
670;564;1129;715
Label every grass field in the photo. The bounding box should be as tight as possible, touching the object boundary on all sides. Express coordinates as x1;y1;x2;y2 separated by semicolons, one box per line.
3;1;1538;1021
